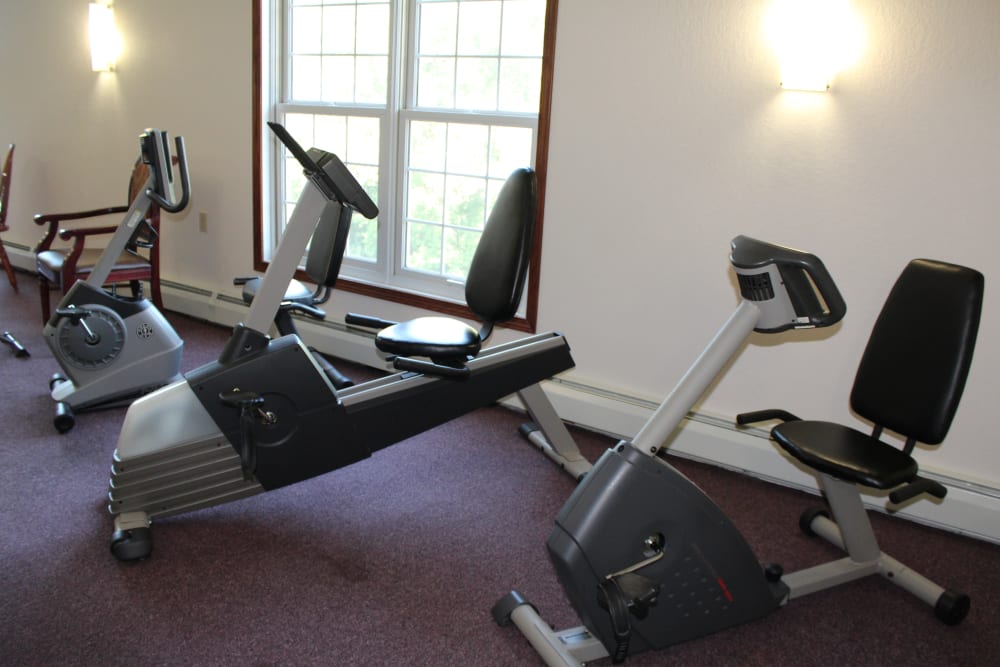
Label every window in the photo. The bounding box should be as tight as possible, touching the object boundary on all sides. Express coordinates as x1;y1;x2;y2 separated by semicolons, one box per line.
253;0;557;330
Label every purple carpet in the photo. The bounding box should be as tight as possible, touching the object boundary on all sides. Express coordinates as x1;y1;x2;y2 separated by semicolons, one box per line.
2;272;999;666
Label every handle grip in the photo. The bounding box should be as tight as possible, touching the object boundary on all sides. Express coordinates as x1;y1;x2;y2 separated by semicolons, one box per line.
731;235;847;330
780;256;846;328
146;136;191;213
735;409;802;426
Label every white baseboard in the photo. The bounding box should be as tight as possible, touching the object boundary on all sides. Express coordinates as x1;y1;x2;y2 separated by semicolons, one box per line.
523;379;1000;545
6;244;35;272
160;279;395;371
22;264;997;546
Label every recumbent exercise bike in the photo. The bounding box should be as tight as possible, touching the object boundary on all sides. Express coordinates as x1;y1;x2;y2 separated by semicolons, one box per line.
106;123;586;560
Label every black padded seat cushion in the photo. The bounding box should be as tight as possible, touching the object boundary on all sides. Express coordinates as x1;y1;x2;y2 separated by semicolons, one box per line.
375;316;480;360
240;276;314;305
36;248;150;283
772;420;918;489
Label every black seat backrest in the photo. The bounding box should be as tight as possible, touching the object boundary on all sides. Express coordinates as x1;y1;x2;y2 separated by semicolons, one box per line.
304;202;354;288
464;168;537;328
850;259;984;444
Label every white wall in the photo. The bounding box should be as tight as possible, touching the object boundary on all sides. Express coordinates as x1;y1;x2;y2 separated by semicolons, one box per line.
535;0;1000;489
2;1;998;491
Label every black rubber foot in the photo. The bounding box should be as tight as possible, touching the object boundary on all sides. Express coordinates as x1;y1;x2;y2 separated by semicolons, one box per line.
54;402;74;434
49;373;67;391
492;591;535;626
110;527;153;561
934;589;970;625
799;507;831;536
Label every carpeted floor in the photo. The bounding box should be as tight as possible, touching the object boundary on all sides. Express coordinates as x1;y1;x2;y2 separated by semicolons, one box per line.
2;271;999;666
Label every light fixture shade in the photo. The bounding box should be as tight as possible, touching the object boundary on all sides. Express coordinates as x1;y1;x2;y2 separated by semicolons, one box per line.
766;0;864;92
780;64;831;93
89;3;121;72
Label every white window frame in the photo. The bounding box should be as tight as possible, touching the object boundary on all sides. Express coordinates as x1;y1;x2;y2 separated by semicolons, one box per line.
254;0;556;330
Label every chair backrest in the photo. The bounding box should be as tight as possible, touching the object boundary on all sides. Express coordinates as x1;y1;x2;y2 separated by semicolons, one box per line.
125;157;161;252
850;259;984;444
127;157;149;204
464;168;537;332
0;144;13;229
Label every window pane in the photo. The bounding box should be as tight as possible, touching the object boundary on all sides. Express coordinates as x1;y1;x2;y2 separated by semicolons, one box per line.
419;2;458;55
446;124;489;175
400;119;531;280
291;55;322;100
348;217;378;262
347;163;380;262
485;176;505;214
285;113;315;145
323;6;355;54
356;55;388;103
322;55;355;102
417;57;455;108
501;0;544;56
407;171;444;222
313;115;348;155
444;227;480;278
457;1;501;56
292;6;322;52
284;156;307;203
498;57;541;112
346;116;380;164
456;57;498;110
488;125;532;178
405;171;444;271
406;221;443;273
445;175;487;230
409;121;447;172
291;1;390;105
357;4;390;54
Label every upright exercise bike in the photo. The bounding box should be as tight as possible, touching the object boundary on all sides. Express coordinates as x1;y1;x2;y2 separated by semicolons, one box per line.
106;123;584;561
44;129;190;432
495;236;980;665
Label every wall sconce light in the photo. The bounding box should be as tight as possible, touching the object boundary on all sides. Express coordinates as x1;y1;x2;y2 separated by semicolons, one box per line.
766;0;864;92
89;2;122;72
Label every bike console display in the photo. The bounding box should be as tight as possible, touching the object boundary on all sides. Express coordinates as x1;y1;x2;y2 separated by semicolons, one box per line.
267;121;378;220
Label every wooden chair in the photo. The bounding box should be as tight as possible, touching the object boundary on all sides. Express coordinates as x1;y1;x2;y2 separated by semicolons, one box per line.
0;144;16;291
34;157;162;323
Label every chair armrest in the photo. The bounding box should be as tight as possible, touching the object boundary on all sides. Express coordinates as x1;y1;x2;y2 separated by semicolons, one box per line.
57;224;129;277
35;206;128;225
34;205;129;251
34;205;129;225
58;225;120;241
